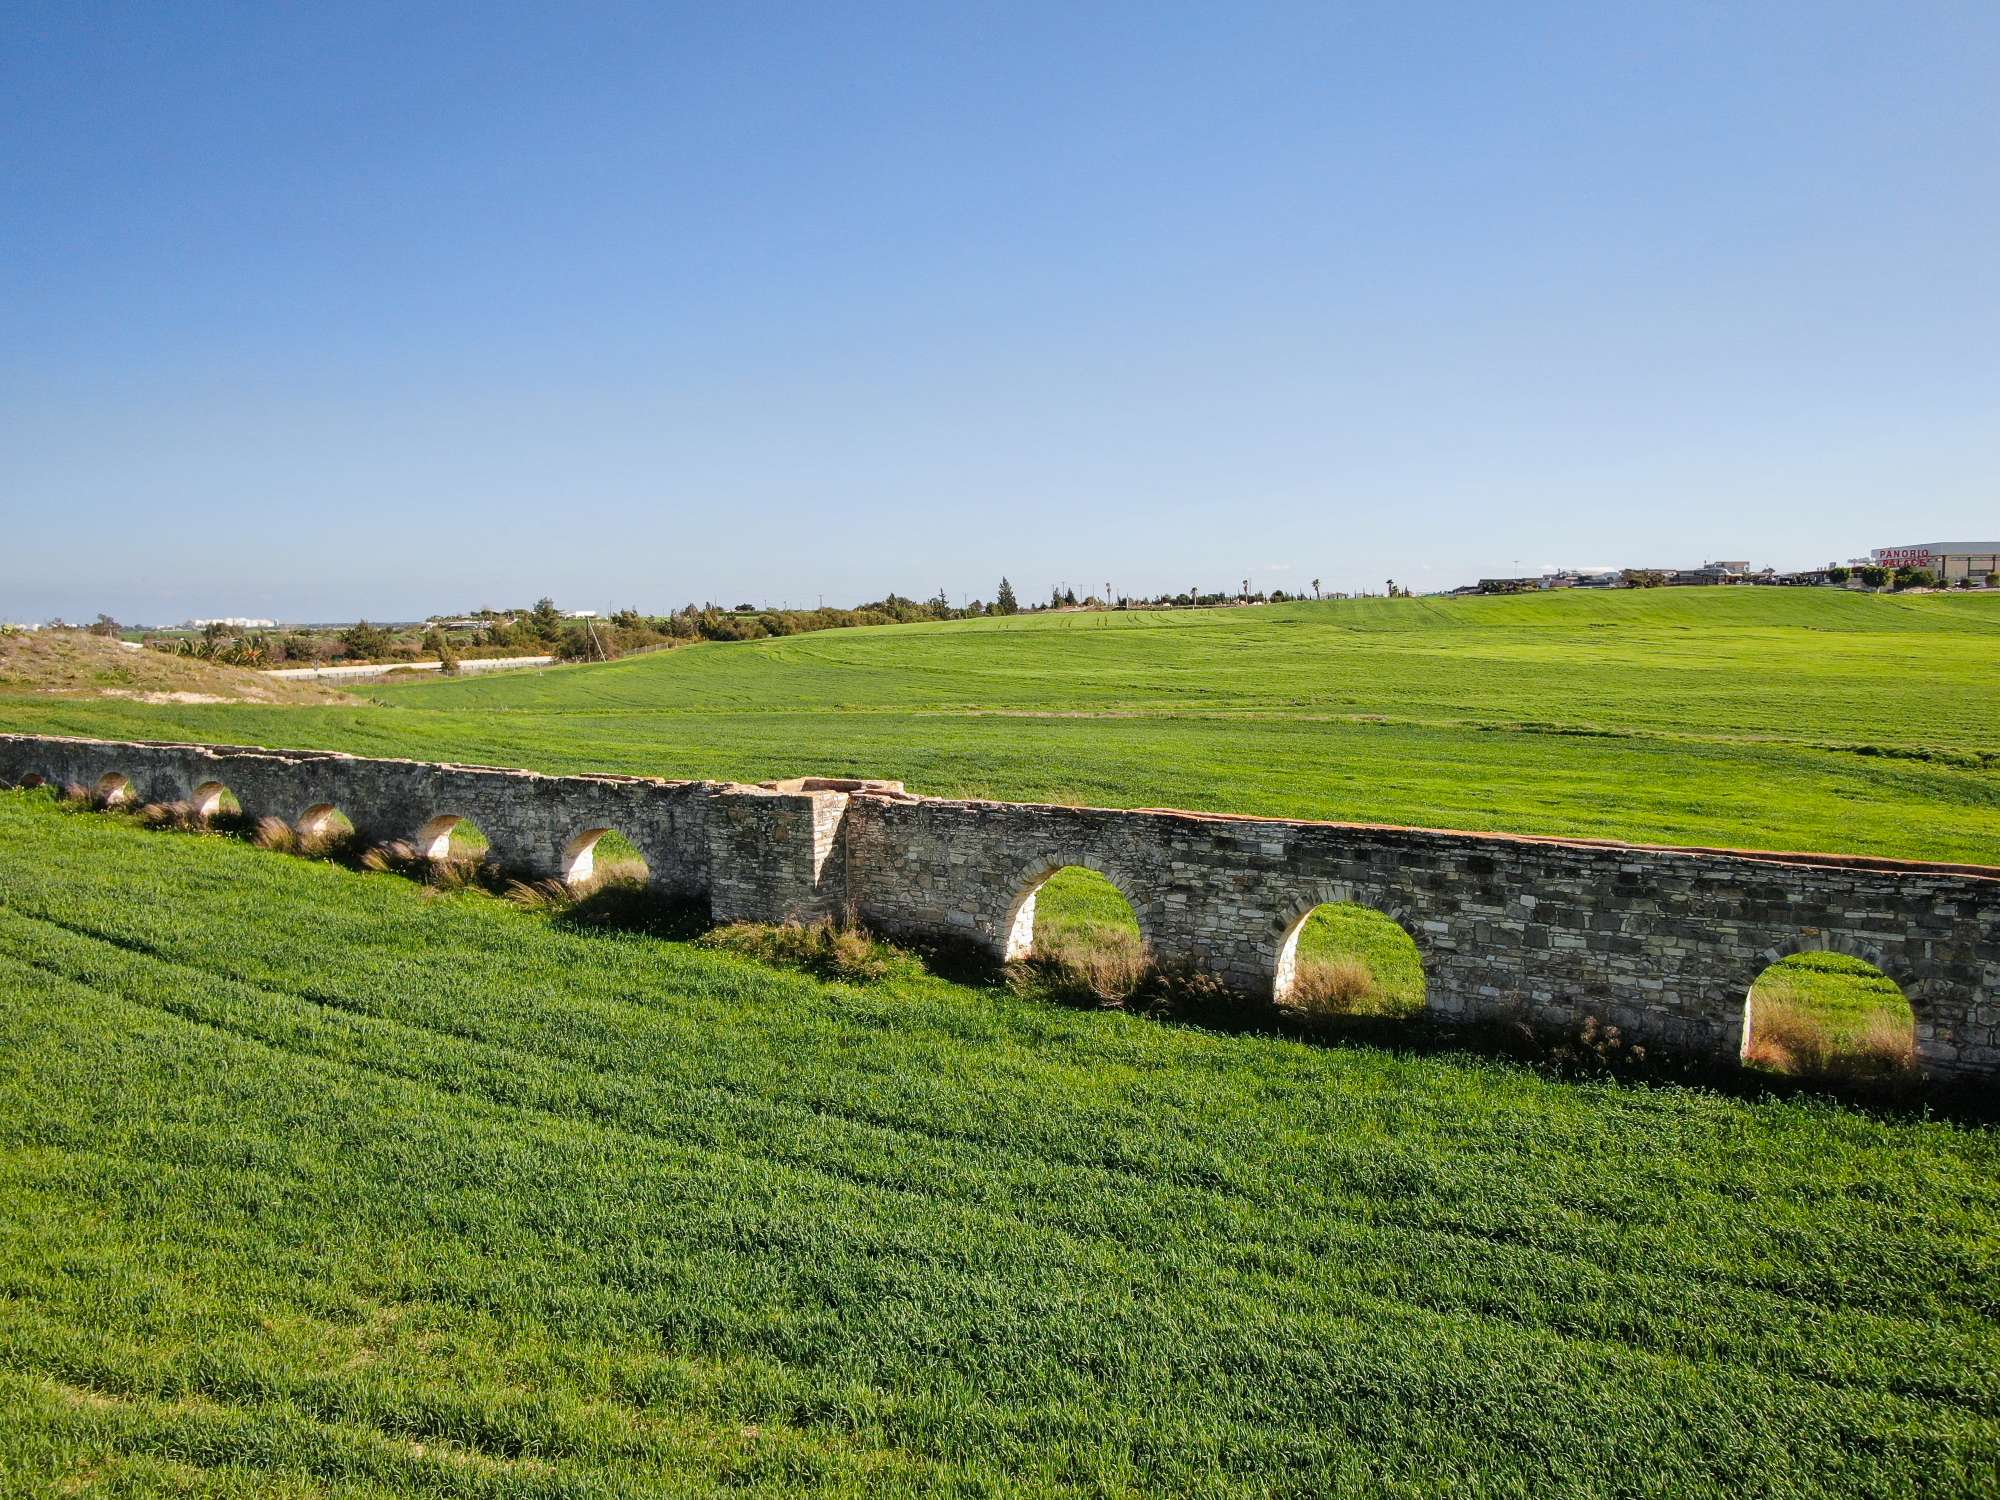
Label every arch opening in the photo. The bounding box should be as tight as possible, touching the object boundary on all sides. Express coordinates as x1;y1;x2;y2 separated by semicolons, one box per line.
1742;952;1915;1082
1274;902;1426;1020
416;813;491;864
1004;864;1149;1003
190;781;243;820
560;827;651;891
95;772;133;807
295;803;357;853
17;772;45;789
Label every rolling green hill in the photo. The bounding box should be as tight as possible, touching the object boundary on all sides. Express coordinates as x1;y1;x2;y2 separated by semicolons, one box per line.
4;590;1995;862
3;791;1996;1496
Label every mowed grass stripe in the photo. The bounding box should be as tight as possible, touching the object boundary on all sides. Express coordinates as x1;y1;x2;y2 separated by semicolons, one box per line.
4;964;1991;1499
8;919;1989;1418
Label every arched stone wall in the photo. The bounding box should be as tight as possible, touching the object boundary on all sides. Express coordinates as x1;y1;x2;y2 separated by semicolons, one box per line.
3;732;1995;1086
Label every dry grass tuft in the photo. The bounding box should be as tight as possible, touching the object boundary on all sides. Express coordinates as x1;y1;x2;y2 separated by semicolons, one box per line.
1286;955;1377;1016
701;919;915;984
577;856;651;895
1745;981;1915;1082
1008;926;1153;1006
503;877;574;912
137;800;203;832
361;840;497;891
252;816;298;852
297;826;361;862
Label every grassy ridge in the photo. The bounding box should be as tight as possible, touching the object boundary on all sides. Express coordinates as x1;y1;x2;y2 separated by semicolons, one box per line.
2;590;1995;864
1;792;1997;1496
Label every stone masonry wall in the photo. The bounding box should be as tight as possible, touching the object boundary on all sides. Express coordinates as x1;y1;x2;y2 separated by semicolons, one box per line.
4;732;1995;1085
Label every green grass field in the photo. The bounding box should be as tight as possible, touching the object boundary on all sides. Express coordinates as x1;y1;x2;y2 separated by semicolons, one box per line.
3;791;1997;1497
4;589;1998;863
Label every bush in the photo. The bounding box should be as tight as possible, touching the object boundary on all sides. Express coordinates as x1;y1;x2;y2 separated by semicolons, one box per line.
338;620;395;660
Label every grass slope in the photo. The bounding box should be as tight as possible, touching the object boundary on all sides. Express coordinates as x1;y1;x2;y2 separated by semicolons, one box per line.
2;792;1997;1496
2;590;1997;861
0;630;346;705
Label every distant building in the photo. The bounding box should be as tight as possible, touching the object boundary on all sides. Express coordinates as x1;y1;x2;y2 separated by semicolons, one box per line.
561;610;599;620
1869;542;2000;583
186;617;276;629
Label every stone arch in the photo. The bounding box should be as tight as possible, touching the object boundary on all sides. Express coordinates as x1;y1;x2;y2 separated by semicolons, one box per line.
1739;940;1918;1078
190;780;235;819
1270;881;1429;1011
417;814;472;861
999;852;1150;962
561;826;651;887
95;771;133;806
297;803;351;839
1747;929;1929;1023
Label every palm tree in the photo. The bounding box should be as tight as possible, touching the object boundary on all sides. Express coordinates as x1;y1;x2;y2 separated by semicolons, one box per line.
1311;577;1321;599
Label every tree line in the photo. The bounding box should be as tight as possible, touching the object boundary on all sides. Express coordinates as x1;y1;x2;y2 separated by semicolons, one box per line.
113;575;1349;671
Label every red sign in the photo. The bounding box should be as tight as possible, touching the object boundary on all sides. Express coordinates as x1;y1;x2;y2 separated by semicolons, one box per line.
1874;546;1935;566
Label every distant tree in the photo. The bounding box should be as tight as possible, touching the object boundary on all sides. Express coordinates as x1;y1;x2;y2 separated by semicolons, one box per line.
421;628;461;674
1824;566;1850;584
525;597;564;643
1856;565;1890;588
1061;586;1077;607
339;620;393;659
1621;569;1667;589
1311;577;1321;599
994;578;1018;616
1892;566;1936;591
1988;572;2000;588
88;612;122;638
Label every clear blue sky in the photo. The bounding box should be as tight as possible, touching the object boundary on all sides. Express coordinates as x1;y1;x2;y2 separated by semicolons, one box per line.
3;2;1996;623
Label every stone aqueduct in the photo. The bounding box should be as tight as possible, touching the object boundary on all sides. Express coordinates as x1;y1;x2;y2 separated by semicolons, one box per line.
4;732;1997;1085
